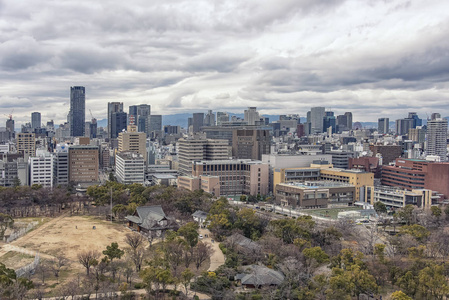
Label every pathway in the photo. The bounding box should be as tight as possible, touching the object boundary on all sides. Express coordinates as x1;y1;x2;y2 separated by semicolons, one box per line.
199;228;225;272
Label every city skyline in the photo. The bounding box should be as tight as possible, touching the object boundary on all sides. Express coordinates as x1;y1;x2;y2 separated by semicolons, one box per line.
1;0;449;125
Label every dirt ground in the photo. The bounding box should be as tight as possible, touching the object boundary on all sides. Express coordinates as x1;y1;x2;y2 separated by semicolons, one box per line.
6;215;130;267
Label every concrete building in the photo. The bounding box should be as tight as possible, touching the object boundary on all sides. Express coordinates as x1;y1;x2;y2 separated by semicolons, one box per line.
329;150;354;169
396;118;414;136
276;181;356;208
118;125;147;162
129;104;150;136
149;115;162;138
108;102;124;139
378;118;389;134
192;113;204;133
204;110;215;127
369;145;402;165
115;152;145;184
68;145;99;185
68;86;85;137
365;185;433;209
31;112;41;130
216;112;229;125
381;158;449;200
110;111;127;140
232;129;271;160
244;107;261;126
310;107;325;134
177;138;230;175
426;117;448;162
17;133;35;156
178;159;269;196
29;151;54;188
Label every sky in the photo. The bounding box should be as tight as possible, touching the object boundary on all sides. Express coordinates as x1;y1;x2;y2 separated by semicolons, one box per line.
1;0;449;126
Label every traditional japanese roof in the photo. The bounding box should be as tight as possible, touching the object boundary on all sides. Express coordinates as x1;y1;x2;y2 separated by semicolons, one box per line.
126;205;178;231
237;265;284;287
192;210;208;219
229;233;262;252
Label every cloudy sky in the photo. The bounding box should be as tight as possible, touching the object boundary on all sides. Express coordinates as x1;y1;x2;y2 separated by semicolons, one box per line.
1;0;448;126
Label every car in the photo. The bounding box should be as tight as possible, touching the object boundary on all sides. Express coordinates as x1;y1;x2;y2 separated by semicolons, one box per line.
199;234;203;239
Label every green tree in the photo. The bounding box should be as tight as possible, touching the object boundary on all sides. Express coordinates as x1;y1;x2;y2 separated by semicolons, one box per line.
181;268;195;296
302;246;329;278
235;208;264;239
391;291;413;300
103;242;125;262
373;201;387;214
398;204;415;225
400;224;430;243
418;264;449;299
270;216;315;244
178;222;200;248
397;271;419;298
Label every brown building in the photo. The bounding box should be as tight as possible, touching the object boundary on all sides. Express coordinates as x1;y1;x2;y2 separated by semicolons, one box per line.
118;125;147;162
349;157;381;178
232;129;271;160
369;145;402;165
381;158;449;199
276;181;356;208
17;133;35;156
68;145;99;184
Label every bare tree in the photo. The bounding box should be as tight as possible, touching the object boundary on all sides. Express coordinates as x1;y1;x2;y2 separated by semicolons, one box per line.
125;232;145;251
193;242;214;270
51;256;69;283
77;250;100;275
35;262;50;284
128;246;145;272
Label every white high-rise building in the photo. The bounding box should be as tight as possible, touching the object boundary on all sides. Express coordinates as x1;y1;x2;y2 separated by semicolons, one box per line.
115;152;145;184
310;107;325;134
427;116;448;162
29;151;54;188
244;107;260;126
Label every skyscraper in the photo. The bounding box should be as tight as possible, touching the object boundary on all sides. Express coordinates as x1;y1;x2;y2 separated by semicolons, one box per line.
110;111;127;139
149;115;162;138
344;112;353;130
378;118;389;134
108;102;124;139
427;115;448;161
216;112;229;125
129;104;151;136
244;107;260;125
31;112;41;130
310;107;325;133
5;116;14;139
192;113;204;133
68;86;85;137
204;110;216;127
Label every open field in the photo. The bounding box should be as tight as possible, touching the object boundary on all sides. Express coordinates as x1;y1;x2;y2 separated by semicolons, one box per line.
1;215;130;269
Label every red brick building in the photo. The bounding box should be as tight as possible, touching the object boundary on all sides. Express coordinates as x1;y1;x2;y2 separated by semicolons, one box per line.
381;158;449;199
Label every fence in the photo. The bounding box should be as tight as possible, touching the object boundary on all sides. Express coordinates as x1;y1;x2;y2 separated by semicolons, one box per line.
14;248;40;277
5;221;39;243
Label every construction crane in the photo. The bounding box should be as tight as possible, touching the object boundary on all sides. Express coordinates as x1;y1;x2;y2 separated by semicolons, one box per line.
89;109;97;122
3;109;13;120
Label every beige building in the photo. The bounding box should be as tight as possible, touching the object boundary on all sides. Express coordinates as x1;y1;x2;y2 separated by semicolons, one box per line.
276;181;356;208
17;133;35;156
118;125;147;162
273;165;374;202
177;138;230;175
68;145;99;184
178;159;269;196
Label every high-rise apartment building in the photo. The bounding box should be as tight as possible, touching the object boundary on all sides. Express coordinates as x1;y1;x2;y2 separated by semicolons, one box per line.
427;116;448;161
108;102;124;139
68;86;86;137
17;133;35;156
378;118;389;134
232;129;271;160
31;112;41;130
68;145;99;184
178;138;230;175
118;125;147;162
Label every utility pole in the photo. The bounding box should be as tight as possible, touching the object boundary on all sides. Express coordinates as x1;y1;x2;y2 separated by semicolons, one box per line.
110;186;113;223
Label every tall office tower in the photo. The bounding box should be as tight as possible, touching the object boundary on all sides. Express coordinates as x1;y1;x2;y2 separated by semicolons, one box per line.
323;111;336;134
149;115;162;138
427;115;448;161
6;116;14;139
204;110;216;127
129;104;151;135
378;118;389;134
216;112;229;125
192;113;204;133
232;129;271;160
17;133;35;156
118;124;147;162
31;112;41;130
89;118;97;139
108;102;124;139
110;111;127;139
344;112;353;130
395;118;414;135
310;107;325;133
244;107;260;125
68;86;86;137
68;145;99;184
408;112;422;128
178;138;230;175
